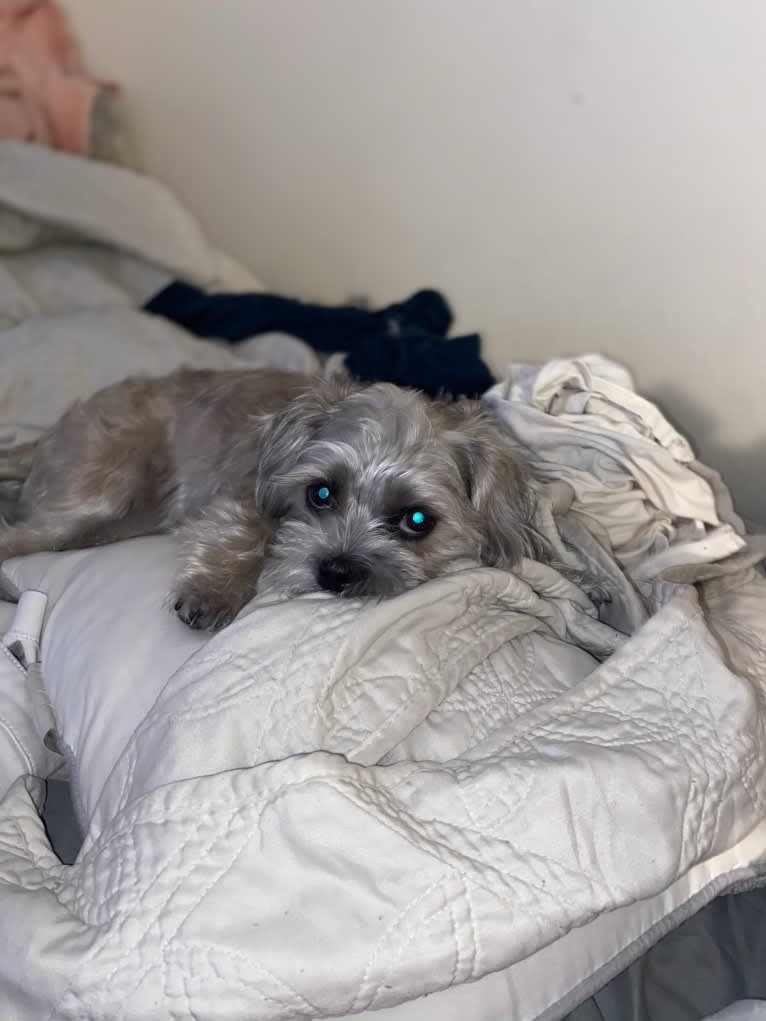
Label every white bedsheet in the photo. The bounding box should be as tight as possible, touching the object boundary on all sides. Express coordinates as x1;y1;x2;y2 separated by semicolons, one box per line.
1;544;765;1021
0;141;320;454
0;141;764;1021
487;355;746;587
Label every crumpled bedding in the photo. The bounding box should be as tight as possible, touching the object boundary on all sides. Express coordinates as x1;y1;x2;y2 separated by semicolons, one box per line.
2;547;765;1021
0;140;764;1021
488;356;746;588
0;140;322;435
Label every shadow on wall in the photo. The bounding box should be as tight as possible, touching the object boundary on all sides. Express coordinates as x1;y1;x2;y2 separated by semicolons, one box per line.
650;384;766;531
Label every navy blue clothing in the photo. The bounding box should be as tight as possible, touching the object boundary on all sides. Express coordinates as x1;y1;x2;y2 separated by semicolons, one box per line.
145;283;494;398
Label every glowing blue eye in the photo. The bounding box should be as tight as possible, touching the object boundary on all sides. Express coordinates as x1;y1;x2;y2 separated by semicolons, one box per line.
401;508;433;537
308;483;335;511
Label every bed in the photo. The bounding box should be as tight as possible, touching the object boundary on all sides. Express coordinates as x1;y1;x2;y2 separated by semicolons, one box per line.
0;140;764;1021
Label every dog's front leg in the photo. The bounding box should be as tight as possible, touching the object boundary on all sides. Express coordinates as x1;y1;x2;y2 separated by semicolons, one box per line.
172;497;274;631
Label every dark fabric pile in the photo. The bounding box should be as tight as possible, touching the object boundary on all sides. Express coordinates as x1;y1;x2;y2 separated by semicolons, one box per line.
145;283;494;398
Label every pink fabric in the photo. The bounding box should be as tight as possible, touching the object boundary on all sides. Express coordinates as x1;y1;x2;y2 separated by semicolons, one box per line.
0;0;109;154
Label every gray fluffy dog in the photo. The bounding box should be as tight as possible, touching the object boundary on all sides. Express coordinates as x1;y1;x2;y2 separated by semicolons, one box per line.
0;368;543;630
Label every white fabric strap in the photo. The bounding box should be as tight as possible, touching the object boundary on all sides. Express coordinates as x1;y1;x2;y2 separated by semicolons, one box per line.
3;589;47;667
2;590;60;753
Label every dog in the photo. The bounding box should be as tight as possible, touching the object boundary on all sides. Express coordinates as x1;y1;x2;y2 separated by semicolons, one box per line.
0;367;543;630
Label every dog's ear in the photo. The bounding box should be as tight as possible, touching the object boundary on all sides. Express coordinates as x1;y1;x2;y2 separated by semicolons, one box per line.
255;376;354;515
446;401;541;568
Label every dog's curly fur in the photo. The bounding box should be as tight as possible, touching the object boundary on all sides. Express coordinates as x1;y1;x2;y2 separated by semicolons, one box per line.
0;368;543;630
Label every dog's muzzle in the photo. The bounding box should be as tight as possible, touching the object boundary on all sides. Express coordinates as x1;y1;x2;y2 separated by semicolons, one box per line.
317;554;368;593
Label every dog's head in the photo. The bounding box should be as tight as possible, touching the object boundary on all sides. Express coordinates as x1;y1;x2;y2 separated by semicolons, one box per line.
255;379;541;597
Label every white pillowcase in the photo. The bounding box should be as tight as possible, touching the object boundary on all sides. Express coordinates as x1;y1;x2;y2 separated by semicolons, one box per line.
1;536;208;826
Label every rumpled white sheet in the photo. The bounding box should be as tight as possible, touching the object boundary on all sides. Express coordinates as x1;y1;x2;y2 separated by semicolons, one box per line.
1;549;765;1021
0;142;764;1021
0;139;322;399
488;355;746;589
0;327;763;1021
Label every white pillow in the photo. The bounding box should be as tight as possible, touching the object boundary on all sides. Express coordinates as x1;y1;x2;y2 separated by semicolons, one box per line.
2;537;609;834
1;536;208;826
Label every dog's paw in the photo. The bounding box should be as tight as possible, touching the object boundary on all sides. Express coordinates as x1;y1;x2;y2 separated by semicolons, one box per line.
172;594;237;632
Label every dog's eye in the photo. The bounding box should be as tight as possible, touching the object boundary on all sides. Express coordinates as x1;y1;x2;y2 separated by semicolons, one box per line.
307;482;336;511
399;508;435;538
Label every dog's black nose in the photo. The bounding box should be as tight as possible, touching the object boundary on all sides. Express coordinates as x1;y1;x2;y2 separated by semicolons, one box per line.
317;555;367;593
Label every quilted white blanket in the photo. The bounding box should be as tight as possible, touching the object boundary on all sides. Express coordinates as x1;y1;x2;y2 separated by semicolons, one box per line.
0;142;765;1021
2;545;766;1021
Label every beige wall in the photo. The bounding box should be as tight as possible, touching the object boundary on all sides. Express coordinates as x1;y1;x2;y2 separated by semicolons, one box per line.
61;0;765;523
